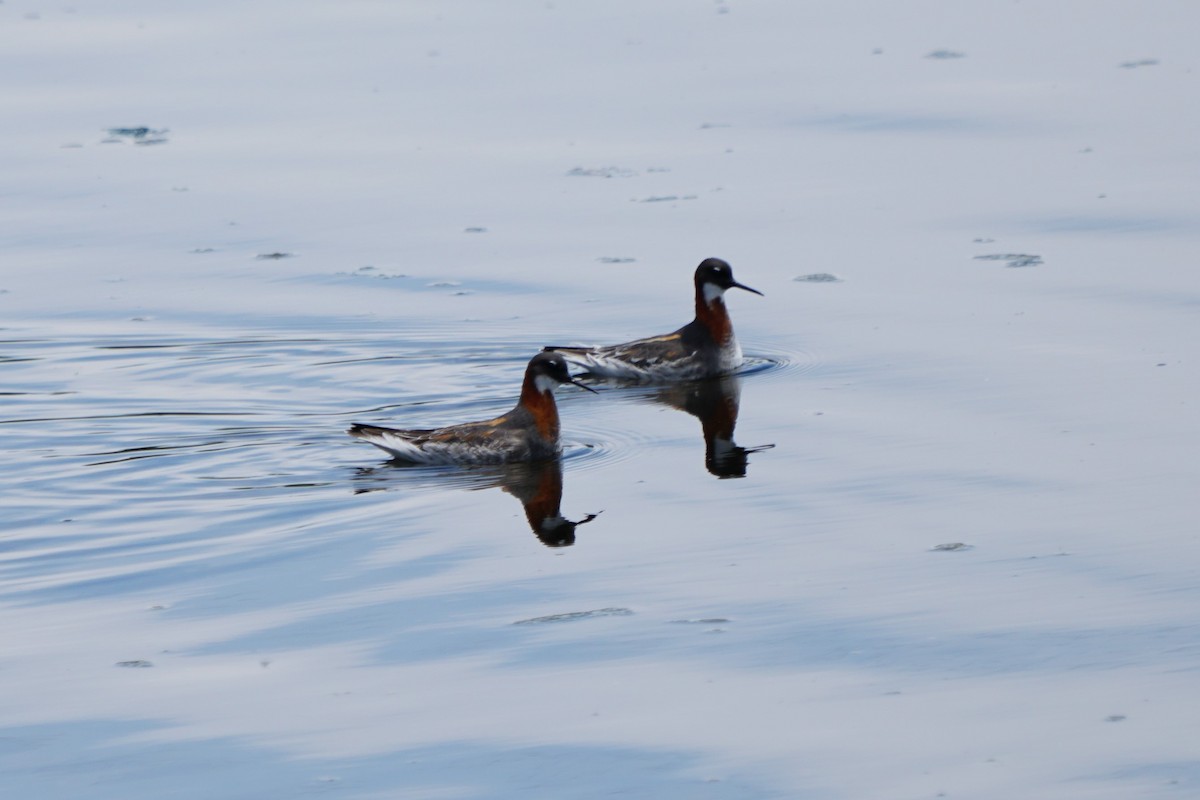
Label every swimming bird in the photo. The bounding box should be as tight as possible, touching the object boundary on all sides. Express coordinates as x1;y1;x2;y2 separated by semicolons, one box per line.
348;352;595;464
544;258;762;381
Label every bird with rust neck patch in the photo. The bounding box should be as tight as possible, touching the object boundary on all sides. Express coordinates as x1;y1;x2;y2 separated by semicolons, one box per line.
348;352;595;464
545;258;762;382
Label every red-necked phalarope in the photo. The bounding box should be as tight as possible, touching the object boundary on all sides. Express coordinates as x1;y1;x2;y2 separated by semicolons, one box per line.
545;258;762;381
348;352;596;464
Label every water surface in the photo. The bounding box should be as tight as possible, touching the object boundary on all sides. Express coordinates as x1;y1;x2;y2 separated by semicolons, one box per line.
3;1;1199;798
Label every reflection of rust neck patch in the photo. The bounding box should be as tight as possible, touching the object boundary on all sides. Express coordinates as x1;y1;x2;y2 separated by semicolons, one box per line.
520;377;561;442
695;291;732;344
698;388;738;445
522;462;564;531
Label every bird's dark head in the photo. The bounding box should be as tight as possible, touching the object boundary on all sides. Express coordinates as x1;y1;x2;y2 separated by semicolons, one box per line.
694;258;763;299
528;352;597;394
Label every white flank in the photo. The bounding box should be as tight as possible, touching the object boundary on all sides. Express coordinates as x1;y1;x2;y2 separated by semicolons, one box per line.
355;431;441;463
720;336;744;372
557;348;708;381
355;430;508;465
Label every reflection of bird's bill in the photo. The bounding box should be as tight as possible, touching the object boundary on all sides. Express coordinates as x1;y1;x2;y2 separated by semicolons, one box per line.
534;509;602;548
707;439;775;479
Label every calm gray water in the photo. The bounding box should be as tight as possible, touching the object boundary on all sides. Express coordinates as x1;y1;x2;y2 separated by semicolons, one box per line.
4;1;1199;798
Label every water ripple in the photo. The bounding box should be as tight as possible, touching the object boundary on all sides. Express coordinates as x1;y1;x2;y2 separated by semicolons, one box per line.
1;326;789;598
739;336;821;381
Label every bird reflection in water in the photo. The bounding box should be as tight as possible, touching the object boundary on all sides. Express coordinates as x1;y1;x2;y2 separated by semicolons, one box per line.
351;457;598;547
496;459;599;547
645;374;774;478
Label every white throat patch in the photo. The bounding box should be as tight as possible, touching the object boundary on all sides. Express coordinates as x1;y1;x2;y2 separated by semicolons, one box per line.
702;282;727;306
534;374;560;395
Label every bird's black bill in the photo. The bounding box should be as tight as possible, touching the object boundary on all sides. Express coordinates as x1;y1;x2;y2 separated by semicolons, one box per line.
732;280;764;296
570;378;599;394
